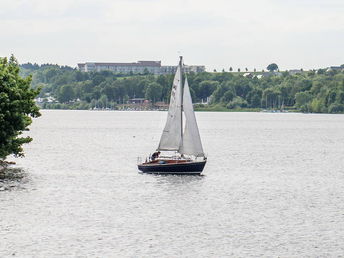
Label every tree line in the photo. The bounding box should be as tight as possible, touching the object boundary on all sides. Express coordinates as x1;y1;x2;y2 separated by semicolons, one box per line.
20;63;344;113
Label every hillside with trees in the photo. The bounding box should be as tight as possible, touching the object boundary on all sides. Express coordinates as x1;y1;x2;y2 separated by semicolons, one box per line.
20;63;344;113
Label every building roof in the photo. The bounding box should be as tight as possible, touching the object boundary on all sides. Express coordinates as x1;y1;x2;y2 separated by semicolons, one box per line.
78;61;162;67
328;66;343;71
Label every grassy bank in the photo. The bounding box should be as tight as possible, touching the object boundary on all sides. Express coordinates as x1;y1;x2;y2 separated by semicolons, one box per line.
195;107;261;112
194;104;261;112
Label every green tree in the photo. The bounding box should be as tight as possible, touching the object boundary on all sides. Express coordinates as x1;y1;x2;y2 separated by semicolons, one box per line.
145;82;162;102
246;88;262;107
198;80;219;99
295;91;312;111
211;81;234;103
221;90;235;103
227;96;248;109
262;88;275;108
328;103;344;113
336;91;344;104
99;94;108;108
267;63;278;72
57;84;75;103
0;56;41;160
309;98;323;113
123;94;129;103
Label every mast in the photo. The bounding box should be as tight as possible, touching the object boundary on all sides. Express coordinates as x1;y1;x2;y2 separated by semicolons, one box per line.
179;56;183;151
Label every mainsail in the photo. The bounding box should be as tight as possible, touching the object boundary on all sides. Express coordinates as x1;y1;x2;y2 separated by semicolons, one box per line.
180;78;204;157
157;64;182;151
158;57;204;157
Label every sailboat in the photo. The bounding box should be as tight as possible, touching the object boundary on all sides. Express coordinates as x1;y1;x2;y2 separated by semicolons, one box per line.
138;56;207;175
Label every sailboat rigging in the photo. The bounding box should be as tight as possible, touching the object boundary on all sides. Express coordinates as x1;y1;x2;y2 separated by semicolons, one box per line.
138;56;207;175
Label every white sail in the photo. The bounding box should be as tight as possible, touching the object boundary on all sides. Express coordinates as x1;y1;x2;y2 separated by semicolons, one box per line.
180;78;204;157
157;65;182;151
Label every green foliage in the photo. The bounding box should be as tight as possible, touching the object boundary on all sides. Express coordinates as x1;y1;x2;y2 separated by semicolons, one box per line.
227;96;248;109
267;63;278;72
295;91;312;111
42;101;94;110
328;103;344;113
0;56;41;159
198;80;219;99
221;90;235;103
145;82;163;102
19;63;344;114
309;98;324;113
57;84;75;103
195;103;228;112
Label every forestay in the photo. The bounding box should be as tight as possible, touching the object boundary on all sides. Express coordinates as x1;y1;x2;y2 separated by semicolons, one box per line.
157;65;182;151
180;78;204;157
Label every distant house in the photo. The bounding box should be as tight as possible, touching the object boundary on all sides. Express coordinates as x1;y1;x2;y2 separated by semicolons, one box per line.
243;72;253;78
35;97;43;103
288;69;302;75
35;96;56;103
326;66;344;72
260;71;282;78
77;60;205;75
129;98;146;104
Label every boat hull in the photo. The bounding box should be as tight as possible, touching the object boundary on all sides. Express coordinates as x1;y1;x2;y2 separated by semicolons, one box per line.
138;160;206;175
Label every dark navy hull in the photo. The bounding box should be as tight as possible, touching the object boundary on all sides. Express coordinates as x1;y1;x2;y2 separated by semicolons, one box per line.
138;160;206;175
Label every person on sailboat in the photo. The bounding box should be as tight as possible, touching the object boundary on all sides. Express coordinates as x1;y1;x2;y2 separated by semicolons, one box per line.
151;151;160;161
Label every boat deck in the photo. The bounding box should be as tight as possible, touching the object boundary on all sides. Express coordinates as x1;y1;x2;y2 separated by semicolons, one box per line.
142;159;192;165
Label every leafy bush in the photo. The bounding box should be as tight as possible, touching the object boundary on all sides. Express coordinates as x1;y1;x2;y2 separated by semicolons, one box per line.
328;103;344;113
227;96;248;109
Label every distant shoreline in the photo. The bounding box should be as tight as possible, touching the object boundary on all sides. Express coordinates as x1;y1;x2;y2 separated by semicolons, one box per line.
38;107;296;113
36;108;344;115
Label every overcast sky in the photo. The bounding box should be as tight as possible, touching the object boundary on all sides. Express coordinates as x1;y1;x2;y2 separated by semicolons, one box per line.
1;0;343;71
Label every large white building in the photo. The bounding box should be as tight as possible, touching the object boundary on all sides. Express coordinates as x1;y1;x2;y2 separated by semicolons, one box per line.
77;60;205;74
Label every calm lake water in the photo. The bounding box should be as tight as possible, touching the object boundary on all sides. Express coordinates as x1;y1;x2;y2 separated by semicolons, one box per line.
1;110;344;257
